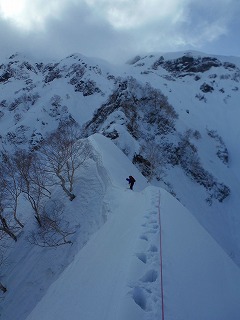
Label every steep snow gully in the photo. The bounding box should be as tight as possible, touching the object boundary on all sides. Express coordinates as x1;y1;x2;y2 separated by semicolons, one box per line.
26;134;240;320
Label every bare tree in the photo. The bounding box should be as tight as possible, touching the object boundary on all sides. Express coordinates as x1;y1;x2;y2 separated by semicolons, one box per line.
0;245;7;293
14;149;51;226
140;140;166;182
0;282;7;293
27;200;75;247
0;209;18;242
0;151;24;228
0;169;18;242
38;121;92;200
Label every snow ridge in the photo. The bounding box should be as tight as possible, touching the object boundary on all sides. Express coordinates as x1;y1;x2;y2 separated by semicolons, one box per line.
24;137;240;319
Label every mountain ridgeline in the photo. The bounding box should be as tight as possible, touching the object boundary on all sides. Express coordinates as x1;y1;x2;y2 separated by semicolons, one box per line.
0;51;240;265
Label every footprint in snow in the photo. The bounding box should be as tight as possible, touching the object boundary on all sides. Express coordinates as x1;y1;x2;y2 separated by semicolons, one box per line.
136;252;147;264
150;210;158;215
140;270;158;283
149;219;158;224
140;234;148;241
132;286;148;311
149;244;158;253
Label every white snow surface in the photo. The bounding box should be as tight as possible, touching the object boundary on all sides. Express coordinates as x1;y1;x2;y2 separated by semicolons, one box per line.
5;133;237;320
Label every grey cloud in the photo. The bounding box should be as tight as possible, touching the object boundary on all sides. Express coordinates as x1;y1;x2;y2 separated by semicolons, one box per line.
0;0;239;63
0;1;134;63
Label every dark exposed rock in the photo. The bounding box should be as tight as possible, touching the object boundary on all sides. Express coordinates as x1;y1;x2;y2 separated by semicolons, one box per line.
74;79;101;96
200;83;214;93
152;54;222;74
0;70;13;82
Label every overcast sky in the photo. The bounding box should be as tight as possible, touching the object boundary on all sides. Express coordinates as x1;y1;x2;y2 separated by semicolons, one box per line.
0;0;239;64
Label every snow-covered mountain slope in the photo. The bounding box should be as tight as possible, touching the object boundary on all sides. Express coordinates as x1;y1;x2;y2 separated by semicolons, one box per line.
1;50;240;318
19;134;240;320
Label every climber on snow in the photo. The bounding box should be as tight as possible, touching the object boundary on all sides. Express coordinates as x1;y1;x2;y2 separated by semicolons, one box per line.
126;175;136;190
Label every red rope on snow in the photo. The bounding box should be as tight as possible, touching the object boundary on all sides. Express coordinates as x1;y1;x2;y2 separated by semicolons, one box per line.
157;191;165;320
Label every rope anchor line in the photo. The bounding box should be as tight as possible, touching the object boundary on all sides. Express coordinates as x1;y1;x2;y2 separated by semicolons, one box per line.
157;190;165;320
